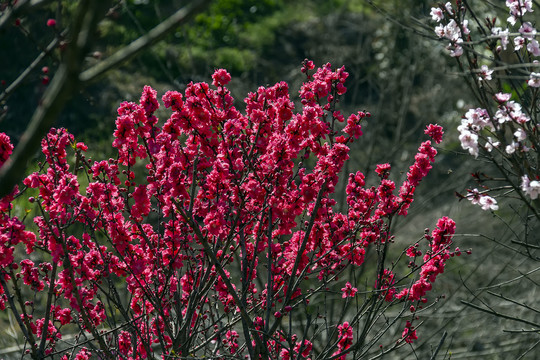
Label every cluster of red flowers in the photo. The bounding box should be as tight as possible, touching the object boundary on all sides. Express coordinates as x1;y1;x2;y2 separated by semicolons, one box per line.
0;62;457;359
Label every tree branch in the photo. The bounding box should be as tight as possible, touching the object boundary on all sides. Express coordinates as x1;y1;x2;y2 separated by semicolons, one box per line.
461;300;540;328
0;0;55;30
79;0;211;84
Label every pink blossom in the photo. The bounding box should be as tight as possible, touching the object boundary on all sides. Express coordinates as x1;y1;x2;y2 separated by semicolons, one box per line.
479;195;499;211
478;65;493;81
375;163;391;178
485;137;500;152
402;321;418;343
20;259;44;291
225;330;240;354
424;124;444;144
54;307;72;325
495;92;512;103
458;131;479;157
301;59;315;74
376;269;396;302
466;189;486;206
528;72;540;87
118;331;132;356
430;7;444;22
76;142;88;151
332;322;353;359
467;189;499;210
131;184;151;220
343;113;363;139
397;217;456;304
295;339;313;358
505;141;518;154
527;39;540;56
74;348;91;360
0;132;13;168
521;175;540;199
341;282;358;298
514;36;525;50
140;85;159;116
461;20;470;35
492;27;510;50
514;128;526;141
212;68;231;86
462;108;490;130
449;43;463;57
35;318;59;341
434;24;445;38
442;20;461;41
442;2;454;15
506;0;534;25
161;90;183;111
406;244;421;258
46;18;56;27
519;22;536;39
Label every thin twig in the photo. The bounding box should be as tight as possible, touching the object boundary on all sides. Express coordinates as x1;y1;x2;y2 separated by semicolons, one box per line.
0;0;55;30
0;32;64;104
429;331;447;360
79;0;211;84
461;300;540;328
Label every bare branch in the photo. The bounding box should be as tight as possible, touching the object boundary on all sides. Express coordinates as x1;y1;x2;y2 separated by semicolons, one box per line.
0;32;64;104
461;300;540;328
79;0;211;84
0;0;112;198
0;0;212;199
429;331;447;360
0;0;55;30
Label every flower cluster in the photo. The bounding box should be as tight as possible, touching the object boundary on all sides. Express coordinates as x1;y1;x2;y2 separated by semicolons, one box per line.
333;322;353;359
457;94;532;164
341;282;358;298
0;63;457;359
431;1;539;209
432;2;470;57
521;175;540;200
466;188;499;211
396;217;456;342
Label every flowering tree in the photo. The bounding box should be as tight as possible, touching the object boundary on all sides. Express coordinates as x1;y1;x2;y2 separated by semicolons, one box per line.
430;0;539;215
0;61;458;359
428;0;540;348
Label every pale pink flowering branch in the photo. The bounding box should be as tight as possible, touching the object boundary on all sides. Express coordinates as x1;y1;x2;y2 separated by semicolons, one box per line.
426;2;540;351
429;0;540;218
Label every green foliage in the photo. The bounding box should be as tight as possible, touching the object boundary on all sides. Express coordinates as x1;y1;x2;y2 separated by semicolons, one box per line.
191;0;283;47
215;47;256;74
